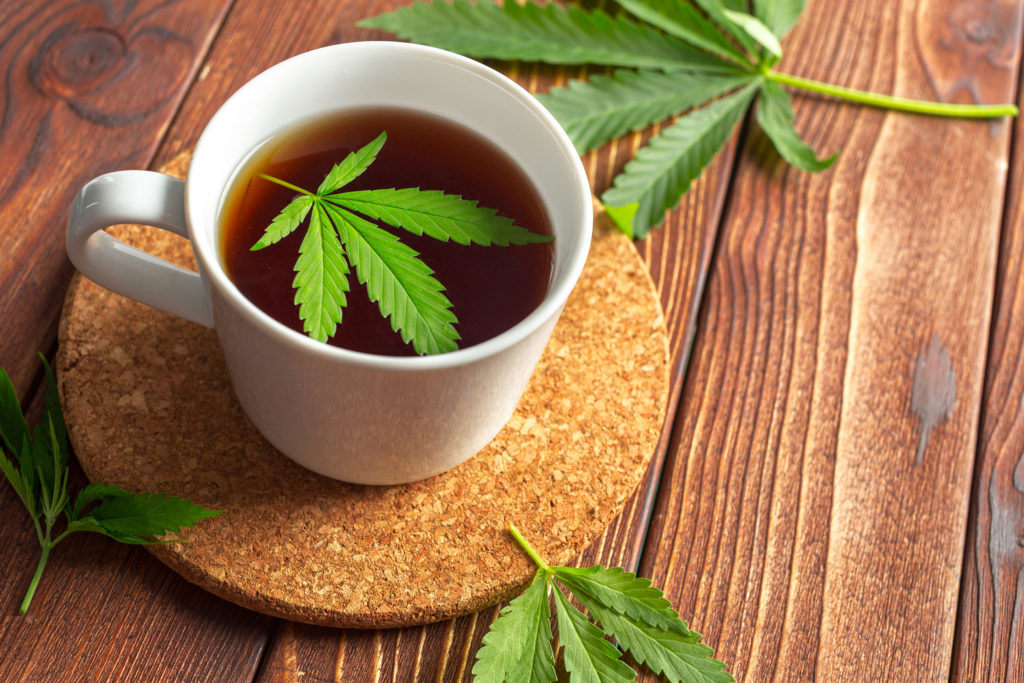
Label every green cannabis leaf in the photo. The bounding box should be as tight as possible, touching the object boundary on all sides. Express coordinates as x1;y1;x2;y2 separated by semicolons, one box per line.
473;572;558;682
472;524;733;683
0;357;221;614
360;0;1019;239
253;131;552;356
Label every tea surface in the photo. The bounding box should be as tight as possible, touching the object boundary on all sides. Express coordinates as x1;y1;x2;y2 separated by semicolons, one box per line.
220;107;554;355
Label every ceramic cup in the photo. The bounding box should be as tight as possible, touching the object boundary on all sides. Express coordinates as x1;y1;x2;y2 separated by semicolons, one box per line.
65;42;591;485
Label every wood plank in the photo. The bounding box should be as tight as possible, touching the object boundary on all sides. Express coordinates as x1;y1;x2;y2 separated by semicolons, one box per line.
637;0;1019;680
0;0;226;392
952;6;1024;678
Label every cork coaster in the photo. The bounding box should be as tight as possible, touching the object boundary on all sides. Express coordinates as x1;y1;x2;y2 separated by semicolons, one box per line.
57;152;669;628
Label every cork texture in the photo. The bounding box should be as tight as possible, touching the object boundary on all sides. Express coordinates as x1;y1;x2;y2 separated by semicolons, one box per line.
57;153;670;628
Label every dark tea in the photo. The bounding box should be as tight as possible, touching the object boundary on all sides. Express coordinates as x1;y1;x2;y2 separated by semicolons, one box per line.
219;106;554;356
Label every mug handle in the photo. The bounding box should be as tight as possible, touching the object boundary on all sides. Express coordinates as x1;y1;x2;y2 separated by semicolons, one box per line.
66;170;214;328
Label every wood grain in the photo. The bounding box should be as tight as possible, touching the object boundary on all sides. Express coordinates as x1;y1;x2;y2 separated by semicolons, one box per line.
637;0;1019;681
816;0;1016;674
0;0;228;393
952;4;1024;678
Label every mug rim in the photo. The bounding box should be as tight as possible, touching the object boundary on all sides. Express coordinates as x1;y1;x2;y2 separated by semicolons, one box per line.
188;41;591;371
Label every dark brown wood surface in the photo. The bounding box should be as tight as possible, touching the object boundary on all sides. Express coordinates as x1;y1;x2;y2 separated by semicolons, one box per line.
0;0;1022;680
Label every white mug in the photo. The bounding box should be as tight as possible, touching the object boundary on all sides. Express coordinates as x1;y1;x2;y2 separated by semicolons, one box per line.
66;42;591;485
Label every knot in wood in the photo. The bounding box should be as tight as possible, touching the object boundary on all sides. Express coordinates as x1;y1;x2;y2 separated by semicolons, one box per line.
32;26;127;99
943;2;1019;65
910;333;957;465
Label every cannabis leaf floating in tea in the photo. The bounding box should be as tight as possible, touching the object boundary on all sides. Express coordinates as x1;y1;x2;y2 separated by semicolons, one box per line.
361;0;1018;238
245;129;553;356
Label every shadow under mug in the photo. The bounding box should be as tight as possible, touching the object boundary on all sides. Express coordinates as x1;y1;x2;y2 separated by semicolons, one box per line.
65;42;592;485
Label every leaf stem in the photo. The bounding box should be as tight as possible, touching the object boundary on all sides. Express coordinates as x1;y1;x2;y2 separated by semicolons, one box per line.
767;70;1019;118
50;528;74;546
258;173;313;196
30;514;45;546
509;523;550;573
20;535;52;614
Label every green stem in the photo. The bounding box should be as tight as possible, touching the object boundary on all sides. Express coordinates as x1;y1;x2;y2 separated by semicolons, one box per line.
258;173;313;196
19;541;51;614
509;523;550;573
31;514;45;547
50;528;74;546
767;70;1019;118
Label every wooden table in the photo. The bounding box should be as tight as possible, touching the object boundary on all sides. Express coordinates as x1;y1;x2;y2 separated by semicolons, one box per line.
1;1;1021;680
